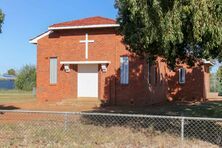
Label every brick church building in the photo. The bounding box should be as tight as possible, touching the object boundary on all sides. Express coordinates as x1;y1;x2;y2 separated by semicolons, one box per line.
30;16;213;106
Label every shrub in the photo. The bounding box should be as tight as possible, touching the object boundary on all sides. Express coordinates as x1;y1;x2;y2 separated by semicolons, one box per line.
7;68;16;76
218;84;222;96
15;65;36;91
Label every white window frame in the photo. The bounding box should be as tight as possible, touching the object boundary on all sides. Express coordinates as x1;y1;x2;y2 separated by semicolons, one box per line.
154;64;158;85
147;61;151;84
50;57;58;84
120;56;129;84
179;68;186;84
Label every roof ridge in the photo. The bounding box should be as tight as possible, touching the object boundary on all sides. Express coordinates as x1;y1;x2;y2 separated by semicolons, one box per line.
49;16;117;28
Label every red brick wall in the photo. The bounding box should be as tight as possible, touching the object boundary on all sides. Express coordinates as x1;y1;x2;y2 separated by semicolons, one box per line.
36;27;209;105
167;63;206;102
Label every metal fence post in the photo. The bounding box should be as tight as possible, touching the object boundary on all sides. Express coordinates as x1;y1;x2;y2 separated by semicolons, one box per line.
64;113;68;131
181;117;185;147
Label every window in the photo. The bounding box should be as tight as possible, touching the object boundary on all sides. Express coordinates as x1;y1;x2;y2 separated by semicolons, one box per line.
154;64;158;84
120;56;129;84
147;61;152;84
50;57;57;84
179;68;186;84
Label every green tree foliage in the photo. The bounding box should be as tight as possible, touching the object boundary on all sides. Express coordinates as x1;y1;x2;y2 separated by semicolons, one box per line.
15;65;36;91
217;66;222;78
7;69;16;76
115;0;222;68
0;9;4;33
216;66;222;95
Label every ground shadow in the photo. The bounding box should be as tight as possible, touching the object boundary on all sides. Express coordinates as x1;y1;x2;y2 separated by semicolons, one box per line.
79;110;222;146
89;101;222;118
0;105;20;110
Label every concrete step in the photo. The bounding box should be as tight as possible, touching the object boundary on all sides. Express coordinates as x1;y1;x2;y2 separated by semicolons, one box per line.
207;92;222;101
207;98;222;101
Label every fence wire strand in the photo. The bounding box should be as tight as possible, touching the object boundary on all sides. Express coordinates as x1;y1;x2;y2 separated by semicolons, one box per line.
0;110;221;147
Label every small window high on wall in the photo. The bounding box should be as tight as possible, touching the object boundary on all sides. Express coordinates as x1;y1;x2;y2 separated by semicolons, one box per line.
154;65;158;84
147;61;152;84
179;68;186;84
50;57;57;84
120;56;129;84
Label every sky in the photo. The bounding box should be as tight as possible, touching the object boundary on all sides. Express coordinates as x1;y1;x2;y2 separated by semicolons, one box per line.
0;0;220;74
0;0;117;74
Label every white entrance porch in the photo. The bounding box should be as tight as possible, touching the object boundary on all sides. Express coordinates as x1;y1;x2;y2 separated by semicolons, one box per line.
77;64;98;98
60;60;111;98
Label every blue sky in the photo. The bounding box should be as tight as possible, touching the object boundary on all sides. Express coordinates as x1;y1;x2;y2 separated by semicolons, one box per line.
0;0;220;74
0;0;117;74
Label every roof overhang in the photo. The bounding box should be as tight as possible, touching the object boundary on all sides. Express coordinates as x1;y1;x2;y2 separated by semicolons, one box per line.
29;24;120;44
202;59;214;66
48;24;120;30
60;61;111;65
29;31;53;44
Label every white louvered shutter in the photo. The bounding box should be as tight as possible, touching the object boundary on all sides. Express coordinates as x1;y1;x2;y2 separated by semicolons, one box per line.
50;57;57;84
120;57;129;84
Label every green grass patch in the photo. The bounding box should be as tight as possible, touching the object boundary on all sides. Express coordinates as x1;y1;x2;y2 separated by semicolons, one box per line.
160;102;222;118
102;101;222;118
0;89;35;103
0;89;32;94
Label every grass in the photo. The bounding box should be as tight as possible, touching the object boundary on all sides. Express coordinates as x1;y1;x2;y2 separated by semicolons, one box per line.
0;120;219;147
0;89;221;118
0;89;35;103
0;89;32;94
100;101;222;118
164;101;222;118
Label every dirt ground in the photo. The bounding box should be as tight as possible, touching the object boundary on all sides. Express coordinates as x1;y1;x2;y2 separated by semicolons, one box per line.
0;99;222;118
0;100;221;147
0;101;98;112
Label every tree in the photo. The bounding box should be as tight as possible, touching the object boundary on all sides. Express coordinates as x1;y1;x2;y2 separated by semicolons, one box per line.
217;66;222;77
7;69;16;76
115;0;222;68
216;66;222;95
0;9;4;33
15;65;36;91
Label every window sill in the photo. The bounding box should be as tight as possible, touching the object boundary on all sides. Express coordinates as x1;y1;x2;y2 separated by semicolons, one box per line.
179;82;185;85
120;83;129;86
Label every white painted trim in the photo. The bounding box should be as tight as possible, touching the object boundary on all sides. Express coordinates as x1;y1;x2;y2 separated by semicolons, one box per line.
179;68;186;84
30;24;119;44
120;56;129;84
48;24;120;30
60;61;111;65
202;59;214;66
78;64;98;98
29;31;52;44
79;33;95;59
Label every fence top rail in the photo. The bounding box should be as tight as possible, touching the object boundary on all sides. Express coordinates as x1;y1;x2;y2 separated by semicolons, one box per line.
0;110;221;121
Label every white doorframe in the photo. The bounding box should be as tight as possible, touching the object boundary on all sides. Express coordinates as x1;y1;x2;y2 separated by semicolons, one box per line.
77;64;98;98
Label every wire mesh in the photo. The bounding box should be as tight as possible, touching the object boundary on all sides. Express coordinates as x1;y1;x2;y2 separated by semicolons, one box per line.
0;110;221;147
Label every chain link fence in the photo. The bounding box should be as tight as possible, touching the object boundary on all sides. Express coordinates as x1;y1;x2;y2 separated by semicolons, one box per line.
0;110;221;147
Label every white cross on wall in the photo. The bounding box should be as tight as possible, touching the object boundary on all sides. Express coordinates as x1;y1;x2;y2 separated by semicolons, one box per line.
80;33;94;59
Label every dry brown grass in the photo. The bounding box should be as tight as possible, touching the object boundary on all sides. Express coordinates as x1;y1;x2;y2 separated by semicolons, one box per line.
0;121;219;148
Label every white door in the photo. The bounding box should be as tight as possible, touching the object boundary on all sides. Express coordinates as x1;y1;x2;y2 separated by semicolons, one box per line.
78;64;98;97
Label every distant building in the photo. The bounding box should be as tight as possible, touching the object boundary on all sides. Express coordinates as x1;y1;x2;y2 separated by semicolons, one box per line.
0;74;16;89
0;74;16;80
